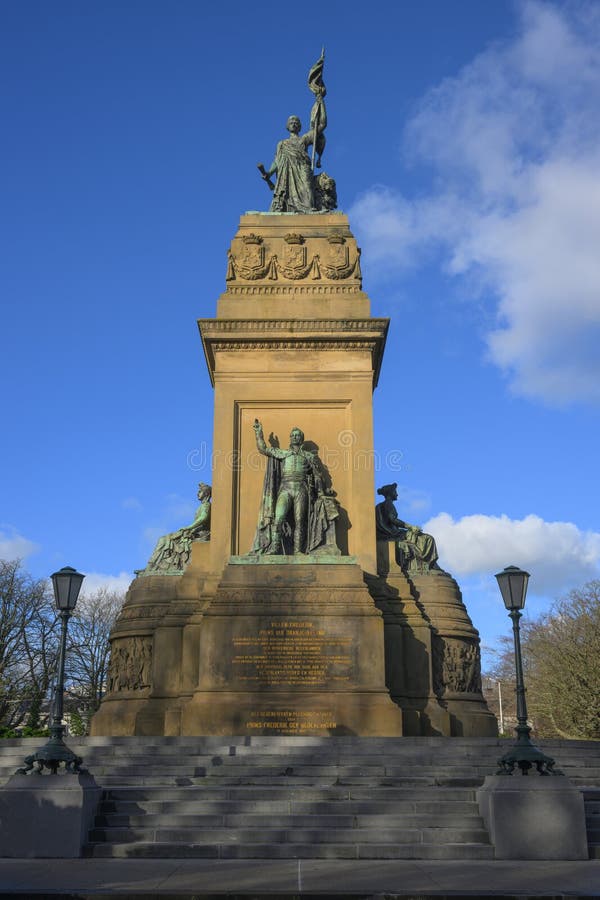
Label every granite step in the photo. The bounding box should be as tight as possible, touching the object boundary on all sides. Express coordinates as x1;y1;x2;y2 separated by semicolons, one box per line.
103;785;477;801
85;841;495;860
95;811;484;828
89;825;489;843
96;798;482;816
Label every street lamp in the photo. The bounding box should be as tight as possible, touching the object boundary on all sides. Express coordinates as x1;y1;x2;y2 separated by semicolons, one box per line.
18;566;86;775
495;565;561;776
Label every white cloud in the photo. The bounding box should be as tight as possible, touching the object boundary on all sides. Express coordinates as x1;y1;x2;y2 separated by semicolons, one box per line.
79;571;132;596
350;1;600;405
0;527;39;560
424;511;600;593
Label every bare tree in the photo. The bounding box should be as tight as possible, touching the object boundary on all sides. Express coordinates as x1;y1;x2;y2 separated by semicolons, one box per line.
65;588;124;730
0;559;58;731
1;560;125;736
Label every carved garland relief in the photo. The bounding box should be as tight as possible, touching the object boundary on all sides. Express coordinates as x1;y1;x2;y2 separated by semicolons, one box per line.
226;233;362;284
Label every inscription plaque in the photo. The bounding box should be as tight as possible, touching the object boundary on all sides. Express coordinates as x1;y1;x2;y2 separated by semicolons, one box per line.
246;709;336;732
232;620;353;687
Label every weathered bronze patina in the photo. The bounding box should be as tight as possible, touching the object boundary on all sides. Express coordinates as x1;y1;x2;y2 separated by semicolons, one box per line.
375;482;439;574
142;483;211;575
258;50;337;213
250;419;339;556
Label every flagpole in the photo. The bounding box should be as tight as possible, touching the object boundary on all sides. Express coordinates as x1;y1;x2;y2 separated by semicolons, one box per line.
311;106;320;173
311;47;325;173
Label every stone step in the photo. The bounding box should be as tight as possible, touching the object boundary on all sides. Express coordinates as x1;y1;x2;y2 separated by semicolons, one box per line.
67;772;599;791
191;774;434;785
2;734;597;747
0;747;504;760
2;742;598;764
95;812;484;829
2;753;599;774
0;743;565;756
89;764;446;776
89;824;490;844
205;763;489;776
4;736;598;754
98;798;481;816
85;841;495;860
103;784;476;800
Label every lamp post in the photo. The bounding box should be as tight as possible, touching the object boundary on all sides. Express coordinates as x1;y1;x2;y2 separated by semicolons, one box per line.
18;566;86;775
495;565;561;776
496;680;504;735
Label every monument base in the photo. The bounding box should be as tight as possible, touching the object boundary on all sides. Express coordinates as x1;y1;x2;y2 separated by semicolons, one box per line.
181;559;403;737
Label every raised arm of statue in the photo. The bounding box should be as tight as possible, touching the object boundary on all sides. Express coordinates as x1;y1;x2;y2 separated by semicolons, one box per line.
253;418;267;451
253;419;285;459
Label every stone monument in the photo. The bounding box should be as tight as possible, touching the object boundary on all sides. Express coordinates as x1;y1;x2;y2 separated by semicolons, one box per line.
91;54;496;738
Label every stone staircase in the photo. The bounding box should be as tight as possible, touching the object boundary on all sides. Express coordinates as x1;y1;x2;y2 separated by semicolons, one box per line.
1;736;599;860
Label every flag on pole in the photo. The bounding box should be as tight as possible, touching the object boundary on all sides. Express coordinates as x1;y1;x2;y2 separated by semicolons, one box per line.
308;49;326;170
308;48;326;97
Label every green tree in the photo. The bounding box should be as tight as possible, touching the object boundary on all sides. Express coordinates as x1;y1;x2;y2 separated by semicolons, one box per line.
525;581;600;739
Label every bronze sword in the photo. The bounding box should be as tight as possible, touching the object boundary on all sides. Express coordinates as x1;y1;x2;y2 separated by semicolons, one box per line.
257;163;275;191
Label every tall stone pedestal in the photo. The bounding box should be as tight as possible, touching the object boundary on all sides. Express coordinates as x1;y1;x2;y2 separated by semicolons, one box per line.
181;559;403;736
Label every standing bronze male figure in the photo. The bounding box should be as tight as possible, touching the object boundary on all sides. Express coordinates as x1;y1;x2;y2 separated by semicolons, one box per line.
250;419;338;556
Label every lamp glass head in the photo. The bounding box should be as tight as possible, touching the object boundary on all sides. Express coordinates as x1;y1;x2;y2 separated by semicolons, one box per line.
51;566;85;612
495;565;530;611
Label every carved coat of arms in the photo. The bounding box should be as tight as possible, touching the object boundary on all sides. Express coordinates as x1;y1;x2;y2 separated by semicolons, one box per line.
283;243;307;270
279;232;311;279
239;237;265;274
326;235;349;273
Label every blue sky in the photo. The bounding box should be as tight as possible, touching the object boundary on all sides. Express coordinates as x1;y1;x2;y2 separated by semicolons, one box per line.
1;1;599;666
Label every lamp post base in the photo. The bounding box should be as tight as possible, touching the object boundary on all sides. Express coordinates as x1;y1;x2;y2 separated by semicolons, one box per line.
497;724;562;776
16;724;85;776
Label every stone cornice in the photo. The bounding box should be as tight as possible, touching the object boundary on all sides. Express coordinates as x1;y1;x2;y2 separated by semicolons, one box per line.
224;284;363;295
199;318;389;333
197;318;389;388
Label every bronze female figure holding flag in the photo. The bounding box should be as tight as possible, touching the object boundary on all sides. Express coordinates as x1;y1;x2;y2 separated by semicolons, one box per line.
258;50;335;213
